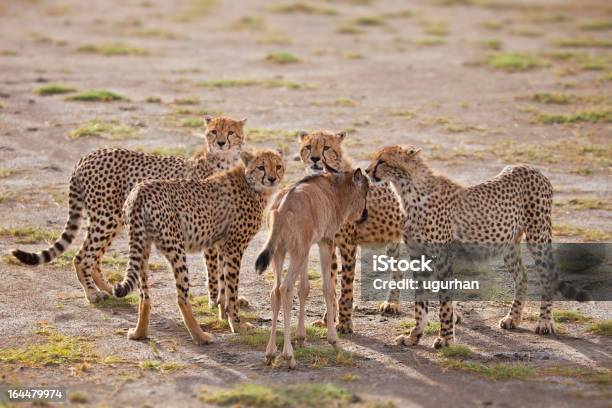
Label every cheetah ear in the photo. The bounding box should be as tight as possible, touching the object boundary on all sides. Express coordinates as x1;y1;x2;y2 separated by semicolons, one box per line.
296;130;308;142
335;131;347;143
238;117;247;127
352;168;365;183
240;150;254;166
204;116;213;125
276;148;284;157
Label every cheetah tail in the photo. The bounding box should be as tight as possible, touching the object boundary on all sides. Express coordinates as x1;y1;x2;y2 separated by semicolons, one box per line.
255;210;280;274
556;281;592;302
11;174;83;266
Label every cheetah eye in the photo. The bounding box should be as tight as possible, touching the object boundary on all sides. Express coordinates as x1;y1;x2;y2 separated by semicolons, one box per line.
209;130;217;136
228;131;235;136
305;145;311;150
257;165;265;171
323;146;330;151
276;165;282;170
378;160;385;165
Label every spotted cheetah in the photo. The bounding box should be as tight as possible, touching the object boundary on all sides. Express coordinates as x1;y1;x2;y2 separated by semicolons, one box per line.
295;130;406;332
367;145;586;348
12;116;245;304
113;149;284;341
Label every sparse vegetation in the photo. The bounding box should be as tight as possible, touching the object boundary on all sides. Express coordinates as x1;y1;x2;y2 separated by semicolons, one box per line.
554;37;612;48
441;359;534;381
422;20;449;36
231;16;266;31
181;118;205;128
68;392;89;404
578;20;612;31
553;224;612;241
192;296;258;331
541;366;611;385
486;52;542;71
175;0;217;22
553;309;591;323
76;42;150;56
265;52;300;64
66;90;126;102
352;16;385;26
0;226;57;244
439;345;473;359
139;360;186;373
554;198;612;211
201;383;355;408
271;2;338;15
587;320;612;336
484;39;502;50
69;119;138;139
398;321;440;335
415;37;446;46
533;108;611;124
35;84;76;96
199;78;311;90
129;28;184;40
336;25;364;35
96;293;140;308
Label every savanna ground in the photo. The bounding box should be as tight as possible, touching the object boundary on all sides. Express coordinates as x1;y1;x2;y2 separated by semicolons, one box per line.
0;0;611;407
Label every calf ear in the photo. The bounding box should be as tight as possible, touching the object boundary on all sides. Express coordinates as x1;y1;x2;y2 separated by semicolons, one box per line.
336;131;347;143
240;151;254;166
296;130;308;142
239;117;247;127
404;146;422;157
276;148;284;157
205;116;213;125
353;168;365;183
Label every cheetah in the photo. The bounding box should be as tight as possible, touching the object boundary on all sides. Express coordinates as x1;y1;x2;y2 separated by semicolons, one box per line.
113;149;285;342
12;116;245;304
255;168;369;368
367;145;587;349
295;130;406;332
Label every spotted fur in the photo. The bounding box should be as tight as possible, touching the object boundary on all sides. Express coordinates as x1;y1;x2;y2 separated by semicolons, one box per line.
114;150;284;343
367;145;572;348
11;116;245;304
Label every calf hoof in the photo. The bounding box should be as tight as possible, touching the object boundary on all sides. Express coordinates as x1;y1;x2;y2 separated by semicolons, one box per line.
336;320;353;334
127;328;146;341
296;336;306;347
499;315;519;330
454;309;464;325
265;352;277;366
192;331;214;345
379;301;400;315
311;319;326;328
535;320;555;335
433;336;453;349
283;354;297;370
87;291;110;304
395;334;420;347
237;296;250;308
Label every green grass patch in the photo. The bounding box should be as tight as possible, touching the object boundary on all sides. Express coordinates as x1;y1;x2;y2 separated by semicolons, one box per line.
66;90;126;102
484;39;502;50
480;20;503;30
0;226;57;244
352;16;385;26
439;345;472;359
76;42;150;56
271;2;338;15
181;118;205;128
553;309;591;323
201;383;355;408
265;52;300;64
96;293;139;308
35;84;77;96
554;37;612;48
540;366;611;385
145;96;162;103
336;24;364;35
398;321;440;335
139;360;186;373
0;330;98;366
334;98;357;107
192;296;258;332
198;79;312;90
173;96;200;105
554;198;612;211
441;359;534;381
68;392;88;404
486;52;542;71
579;20;612;31
509;28;542;37
231;16;266;31
175;0;217;22
137;146;195;157
553;224;612;241
533;108;611;124
422;20;449;36
69;119;137;139
129;28;184;40
587;320;612;336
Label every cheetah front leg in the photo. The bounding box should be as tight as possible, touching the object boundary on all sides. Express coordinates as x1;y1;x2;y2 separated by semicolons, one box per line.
336;243;357;334
221;240;253;333
204;246;221;308
379;243;402;315
433;250;455;349
529;242;556;335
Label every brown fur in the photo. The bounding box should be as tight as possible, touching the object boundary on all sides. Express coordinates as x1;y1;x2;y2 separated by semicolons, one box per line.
256;169;369;369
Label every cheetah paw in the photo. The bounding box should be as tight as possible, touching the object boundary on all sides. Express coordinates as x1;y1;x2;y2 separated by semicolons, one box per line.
127;328;147;341
336;320;354;334
535;320;555;335
192;331;214;345
379;300;400;315
499;314;520;330
87;291;110;304
433;336;453;349
395;334;420;347
234;321;255;333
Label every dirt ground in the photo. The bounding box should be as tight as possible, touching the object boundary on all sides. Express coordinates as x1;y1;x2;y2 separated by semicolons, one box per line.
0;0;611;407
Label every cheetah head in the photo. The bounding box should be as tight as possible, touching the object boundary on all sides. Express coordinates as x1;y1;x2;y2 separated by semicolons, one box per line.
298;130;346;174
241;149;285;192
366;145;422;185
204;116;246;155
